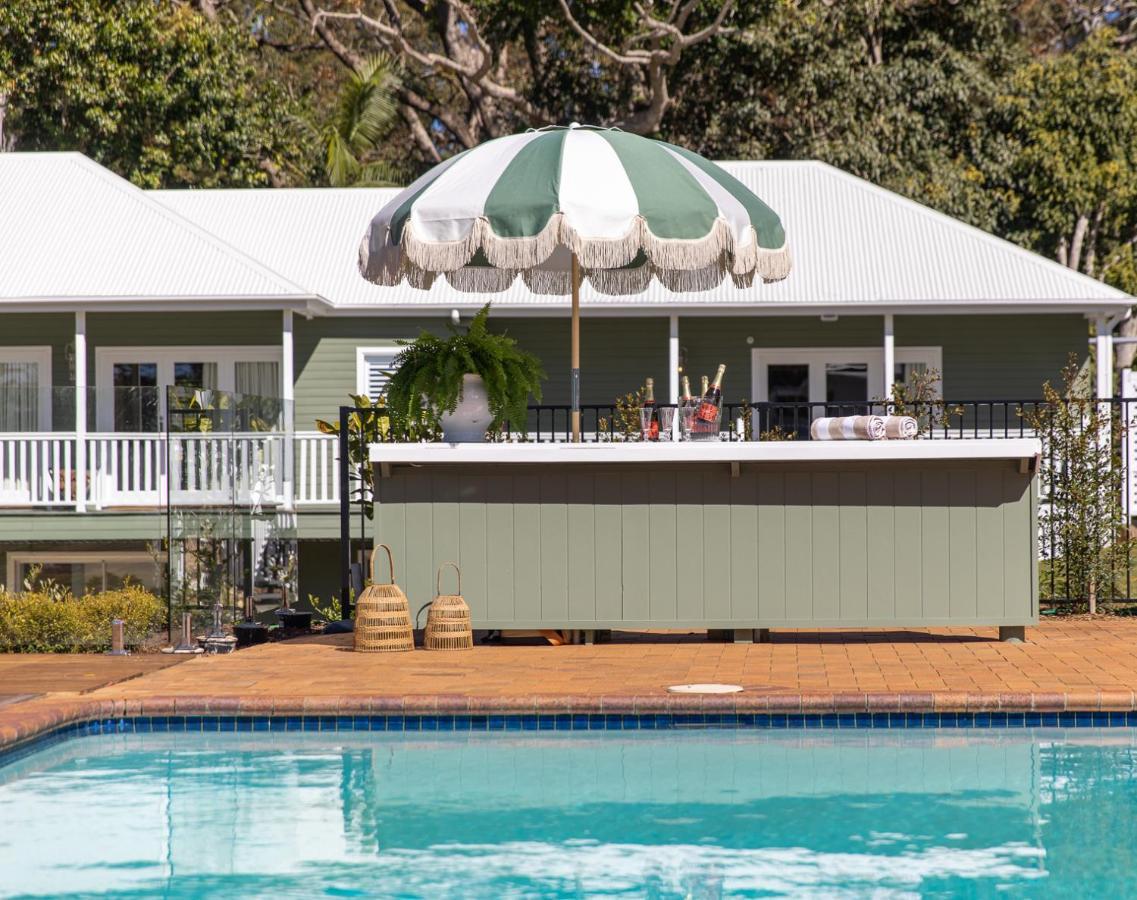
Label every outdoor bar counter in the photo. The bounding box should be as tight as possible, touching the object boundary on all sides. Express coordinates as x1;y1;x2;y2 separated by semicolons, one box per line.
370;439;1040;640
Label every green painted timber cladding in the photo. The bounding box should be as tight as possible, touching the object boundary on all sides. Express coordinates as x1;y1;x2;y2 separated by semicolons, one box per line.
374;460;1038;629
294;312;1087;427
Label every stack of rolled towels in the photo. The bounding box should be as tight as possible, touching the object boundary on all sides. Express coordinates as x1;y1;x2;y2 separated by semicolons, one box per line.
809;415;919;441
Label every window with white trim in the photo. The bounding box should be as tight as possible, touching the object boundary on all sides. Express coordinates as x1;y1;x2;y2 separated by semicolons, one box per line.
95;347;281;432
6;551;162;595
0;347;52;431
356;346;402;405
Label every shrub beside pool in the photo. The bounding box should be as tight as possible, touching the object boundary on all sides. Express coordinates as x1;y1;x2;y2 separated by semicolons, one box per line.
0;586;165;653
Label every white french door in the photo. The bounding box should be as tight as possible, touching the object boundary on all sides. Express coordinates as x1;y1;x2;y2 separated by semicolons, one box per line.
95;347;281;431
0;347;52;431
750;347;942;404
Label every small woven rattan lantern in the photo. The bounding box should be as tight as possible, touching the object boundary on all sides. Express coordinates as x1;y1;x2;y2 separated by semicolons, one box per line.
354;544;414;653
423;561;473;651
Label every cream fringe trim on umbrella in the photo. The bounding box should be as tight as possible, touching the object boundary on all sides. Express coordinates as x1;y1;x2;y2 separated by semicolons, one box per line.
359;214;793;291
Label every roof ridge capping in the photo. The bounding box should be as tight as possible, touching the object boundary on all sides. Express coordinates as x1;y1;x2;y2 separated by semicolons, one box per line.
48;153;318;300
767;159;1130;302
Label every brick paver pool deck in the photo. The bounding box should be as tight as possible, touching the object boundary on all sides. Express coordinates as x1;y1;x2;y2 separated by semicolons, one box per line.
3;620;1137;750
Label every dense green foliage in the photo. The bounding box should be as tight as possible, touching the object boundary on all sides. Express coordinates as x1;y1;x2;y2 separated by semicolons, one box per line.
0;0;315;187
0;585;165;653
387;304;545;433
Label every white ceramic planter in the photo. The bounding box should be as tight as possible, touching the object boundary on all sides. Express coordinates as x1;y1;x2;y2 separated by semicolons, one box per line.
438;373;492;442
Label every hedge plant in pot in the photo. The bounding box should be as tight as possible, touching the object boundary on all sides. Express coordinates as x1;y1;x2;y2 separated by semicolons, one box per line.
387;304;545;442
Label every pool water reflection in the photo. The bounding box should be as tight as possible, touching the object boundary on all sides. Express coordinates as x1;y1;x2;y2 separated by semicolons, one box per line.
1;729;1136;897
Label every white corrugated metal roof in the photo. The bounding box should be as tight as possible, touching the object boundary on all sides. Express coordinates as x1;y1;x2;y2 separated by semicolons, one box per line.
0;153;313;306
156;161;1130;312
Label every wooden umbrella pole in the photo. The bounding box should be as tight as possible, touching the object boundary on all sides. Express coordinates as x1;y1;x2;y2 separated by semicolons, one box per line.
571;253;581;443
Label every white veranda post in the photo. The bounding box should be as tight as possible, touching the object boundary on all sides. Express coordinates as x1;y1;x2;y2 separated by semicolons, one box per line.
74;311;87;513
669;315;680;404
883;314;895;404
571;254;581;443
1096;316;1114;401
282;310;295;510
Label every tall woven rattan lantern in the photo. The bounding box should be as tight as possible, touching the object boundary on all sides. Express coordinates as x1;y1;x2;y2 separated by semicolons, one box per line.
423;562;473;651
353;545;414;653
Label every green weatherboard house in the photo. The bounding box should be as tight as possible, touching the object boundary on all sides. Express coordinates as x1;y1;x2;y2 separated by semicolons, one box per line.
0;152;1129;608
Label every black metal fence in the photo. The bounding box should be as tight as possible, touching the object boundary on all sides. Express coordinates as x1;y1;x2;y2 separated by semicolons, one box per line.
339;398;1137;611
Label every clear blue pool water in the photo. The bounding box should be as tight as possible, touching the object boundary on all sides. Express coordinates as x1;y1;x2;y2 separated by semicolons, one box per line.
1;728;1136;898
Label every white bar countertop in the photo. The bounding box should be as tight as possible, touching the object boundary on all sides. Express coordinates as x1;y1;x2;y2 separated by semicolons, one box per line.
371;438;1042;466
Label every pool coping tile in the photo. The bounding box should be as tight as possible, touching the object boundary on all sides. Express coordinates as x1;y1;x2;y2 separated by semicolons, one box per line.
3;688;1137;758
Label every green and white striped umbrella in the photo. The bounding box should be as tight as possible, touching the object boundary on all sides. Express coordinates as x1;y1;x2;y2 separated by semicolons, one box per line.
359;124;791;295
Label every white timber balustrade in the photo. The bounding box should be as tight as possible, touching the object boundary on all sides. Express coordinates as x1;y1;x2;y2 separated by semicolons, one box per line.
0;431;342;510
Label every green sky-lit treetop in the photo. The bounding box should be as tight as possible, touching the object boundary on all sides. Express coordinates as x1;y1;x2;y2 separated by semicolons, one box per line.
0;0;312;188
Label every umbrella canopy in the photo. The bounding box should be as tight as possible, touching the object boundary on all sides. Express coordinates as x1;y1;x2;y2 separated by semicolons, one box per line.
358;124;791;441
359;124;791;295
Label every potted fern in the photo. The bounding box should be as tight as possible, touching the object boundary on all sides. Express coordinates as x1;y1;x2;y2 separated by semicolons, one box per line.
387;303;545;442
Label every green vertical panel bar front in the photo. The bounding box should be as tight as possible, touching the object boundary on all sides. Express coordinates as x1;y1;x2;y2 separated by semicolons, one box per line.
783;472;812;620
1002;468;1032;621
865;470;896;620
838;471;868;622
431;472;461;567
621;470;651;622
948;469;978;620
513;475;542;625
811;472;840;621
484;475;515;623
593;472;623;623
920;470;951;619
403;473;435;615
567;473;597;622
892;470;923;620
540;472;569;624
702;470;732;622
376;474;406;594
457;475;489;623
675;468;705;621
975;467;1005;618
649;470;678;623
756;472;786;621
730;469;759;622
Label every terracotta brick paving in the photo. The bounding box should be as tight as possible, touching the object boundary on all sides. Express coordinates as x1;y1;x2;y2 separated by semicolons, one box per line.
3;621;1137;752
73;622;1137;701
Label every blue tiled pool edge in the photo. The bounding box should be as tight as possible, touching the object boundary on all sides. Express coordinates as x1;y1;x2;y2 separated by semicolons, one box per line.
5;710;1137;769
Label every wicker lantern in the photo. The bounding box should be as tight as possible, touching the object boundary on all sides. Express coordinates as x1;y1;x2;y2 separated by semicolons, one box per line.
423;561;473;651
353;544;414;653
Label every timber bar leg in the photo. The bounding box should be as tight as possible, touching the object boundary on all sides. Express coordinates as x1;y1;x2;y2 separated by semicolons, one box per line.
999;626;1026;643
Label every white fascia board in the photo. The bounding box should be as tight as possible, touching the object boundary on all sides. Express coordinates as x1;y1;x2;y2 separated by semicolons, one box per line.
320;299;1133;317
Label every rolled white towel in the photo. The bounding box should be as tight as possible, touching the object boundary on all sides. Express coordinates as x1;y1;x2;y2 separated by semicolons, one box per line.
882;415;919;439
810;415;886;441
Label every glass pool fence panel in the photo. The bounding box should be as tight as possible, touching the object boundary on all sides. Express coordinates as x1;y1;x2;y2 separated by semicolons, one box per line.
164;387;298;639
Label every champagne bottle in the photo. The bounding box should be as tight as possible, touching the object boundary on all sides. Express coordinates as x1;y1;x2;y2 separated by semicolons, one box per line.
681;375;693;403
643;378;659;440
697;364;725;424
700;374;709;396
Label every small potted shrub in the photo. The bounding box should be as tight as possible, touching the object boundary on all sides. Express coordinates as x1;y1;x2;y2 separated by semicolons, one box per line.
387;303;545;442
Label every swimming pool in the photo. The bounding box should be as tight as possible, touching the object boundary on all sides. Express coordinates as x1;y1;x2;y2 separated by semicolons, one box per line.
2;726;1135;897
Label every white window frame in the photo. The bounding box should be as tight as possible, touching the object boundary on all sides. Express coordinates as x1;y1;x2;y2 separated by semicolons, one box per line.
356;345;404;404
5;550;162;594
750;346;943;403
0;346;52;431
95;346;282;431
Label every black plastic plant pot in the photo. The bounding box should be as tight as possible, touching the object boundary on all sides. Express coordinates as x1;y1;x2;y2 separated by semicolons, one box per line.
234;622;269;648
276;611;313;631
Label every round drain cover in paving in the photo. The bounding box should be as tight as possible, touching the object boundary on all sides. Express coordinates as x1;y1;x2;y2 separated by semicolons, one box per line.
667;683;744;694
